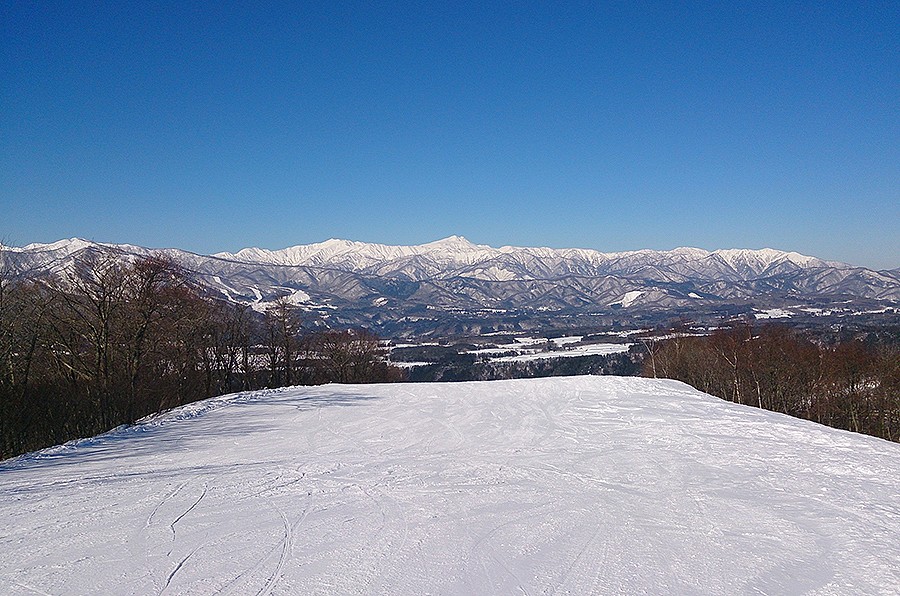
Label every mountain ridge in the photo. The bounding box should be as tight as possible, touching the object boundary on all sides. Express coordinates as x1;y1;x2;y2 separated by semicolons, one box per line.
211;235;849;272
3;237;897;336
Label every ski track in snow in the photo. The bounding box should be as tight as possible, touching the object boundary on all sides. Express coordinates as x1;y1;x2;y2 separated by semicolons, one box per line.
2;376;900;594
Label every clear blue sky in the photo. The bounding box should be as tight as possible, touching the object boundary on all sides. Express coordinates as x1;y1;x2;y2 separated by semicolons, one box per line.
2;1;897;268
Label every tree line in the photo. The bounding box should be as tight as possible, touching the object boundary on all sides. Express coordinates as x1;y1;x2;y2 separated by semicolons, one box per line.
642;323;900;441
5;251;895;457
405;353;640;382
0;253;402;459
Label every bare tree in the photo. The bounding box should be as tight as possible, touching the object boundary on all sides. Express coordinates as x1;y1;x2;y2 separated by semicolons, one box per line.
642;323;900;442
264;297;303;387
313;329;390;384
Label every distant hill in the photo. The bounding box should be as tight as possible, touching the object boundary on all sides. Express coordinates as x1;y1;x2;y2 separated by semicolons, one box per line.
3;237;898;336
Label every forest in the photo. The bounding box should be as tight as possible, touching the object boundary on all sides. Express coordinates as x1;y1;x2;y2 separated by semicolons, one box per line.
642;324;900;442
3;252;898;460
399;348;640;382
0;254;402;459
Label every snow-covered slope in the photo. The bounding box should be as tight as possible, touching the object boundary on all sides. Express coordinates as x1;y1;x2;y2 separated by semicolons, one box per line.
4;238;898;335
215;235;494;271
213;236;841;281
2;377;898;594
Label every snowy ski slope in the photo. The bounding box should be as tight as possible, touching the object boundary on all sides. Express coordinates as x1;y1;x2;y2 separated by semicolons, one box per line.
2;377;899;594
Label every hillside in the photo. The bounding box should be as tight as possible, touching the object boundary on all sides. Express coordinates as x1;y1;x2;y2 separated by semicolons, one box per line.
3;237;898;336
2;377;899;594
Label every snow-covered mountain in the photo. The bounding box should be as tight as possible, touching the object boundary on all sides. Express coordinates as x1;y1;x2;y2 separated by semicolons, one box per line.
2;377;899;593
3;237;898;335
211;235;843;282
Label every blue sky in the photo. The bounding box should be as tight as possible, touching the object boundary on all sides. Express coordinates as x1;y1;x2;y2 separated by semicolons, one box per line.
1;2;897;268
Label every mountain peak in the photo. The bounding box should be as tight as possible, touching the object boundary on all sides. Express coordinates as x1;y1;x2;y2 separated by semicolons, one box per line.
421;235;481;250
16;237;98;255
711;248;826;271
5;238;897;332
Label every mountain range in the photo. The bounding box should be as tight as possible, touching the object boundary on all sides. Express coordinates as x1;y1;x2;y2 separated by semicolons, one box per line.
3;237;898;336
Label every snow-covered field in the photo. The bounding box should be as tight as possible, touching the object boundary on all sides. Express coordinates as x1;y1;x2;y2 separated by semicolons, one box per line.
2;377;899;595
491;343;631;363
443;336;632;365
754;308;793;319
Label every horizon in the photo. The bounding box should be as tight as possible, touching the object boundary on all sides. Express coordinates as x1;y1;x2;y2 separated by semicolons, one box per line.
5;234;896;270
2;2;897;269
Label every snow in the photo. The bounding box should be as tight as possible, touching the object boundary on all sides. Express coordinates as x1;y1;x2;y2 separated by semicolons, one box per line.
283;288;311;305
466;347;519;356
492;343;631;362
211;275;241;301
610;290;643;308
852;307;895;315
215;236;492;269
20;237;96;253
2;377;900;595
611;328;653;337
246;288;314;313
419;337;624;365
754;308;793;319
514;337;545;345
209;237;835;280
713;248;822;270
464;266;519;281
550;335;583;347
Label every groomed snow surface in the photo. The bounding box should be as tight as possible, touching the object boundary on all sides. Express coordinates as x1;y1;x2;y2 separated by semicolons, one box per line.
2;377;899;595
